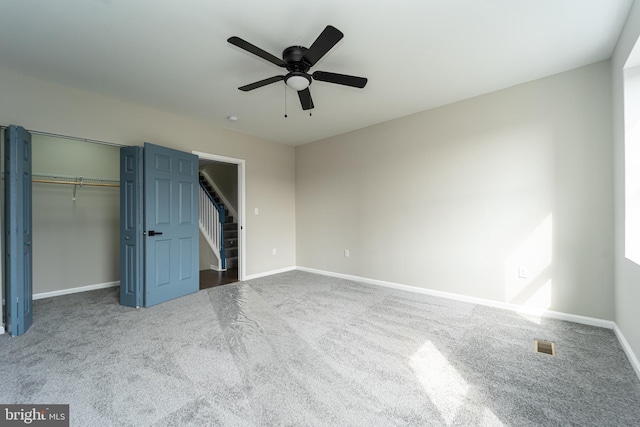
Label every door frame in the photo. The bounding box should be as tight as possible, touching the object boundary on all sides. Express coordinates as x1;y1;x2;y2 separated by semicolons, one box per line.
193;151;246;281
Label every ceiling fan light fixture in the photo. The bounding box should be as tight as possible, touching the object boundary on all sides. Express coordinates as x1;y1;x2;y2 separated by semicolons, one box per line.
285;73;311;91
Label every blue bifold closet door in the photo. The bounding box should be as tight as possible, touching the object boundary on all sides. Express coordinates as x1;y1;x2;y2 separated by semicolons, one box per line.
120;146;144;308
4;125;33;336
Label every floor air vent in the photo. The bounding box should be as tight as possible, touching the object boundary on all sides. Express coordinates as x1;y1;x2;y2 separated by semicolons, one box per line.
534;340;556;356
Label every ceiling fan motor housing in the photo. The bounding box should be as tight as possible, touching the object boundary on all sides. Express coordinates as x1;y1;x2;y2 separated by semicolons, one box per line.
283;46;311;72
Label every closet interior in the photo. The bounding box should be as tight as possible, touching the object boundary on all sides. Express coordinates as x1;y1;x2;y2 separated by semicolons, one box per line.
2;131;121;301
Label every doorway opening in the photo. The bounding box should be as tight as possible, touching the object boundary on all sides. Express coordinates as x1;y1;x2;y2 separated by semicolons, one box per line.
194;151;246;289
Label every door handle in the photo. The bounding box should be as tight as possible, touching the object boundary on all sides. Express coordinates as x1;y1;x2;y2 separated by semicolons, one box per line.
147;230;163;236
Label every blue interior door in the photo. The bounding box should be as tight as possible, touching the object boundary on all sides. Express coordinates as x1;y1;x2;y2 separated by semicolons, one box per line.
119;146;143;308
143;143;199;307
4;125;33;336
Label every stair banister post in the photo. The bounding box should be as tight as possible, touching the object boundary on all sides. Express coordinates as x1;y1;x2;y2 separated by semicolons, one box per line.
219;206;226;270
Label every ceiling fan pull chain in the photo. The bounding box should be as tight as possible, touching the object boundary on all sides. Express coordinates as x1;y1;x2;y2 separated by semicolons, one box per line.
284;84;288;118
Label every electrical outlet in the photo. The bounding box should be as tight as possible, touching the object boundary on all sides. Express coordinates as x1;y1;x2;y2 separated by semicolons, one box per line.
254;208;259;215
518;267;528;279
272;248;277;255
344;249;350;257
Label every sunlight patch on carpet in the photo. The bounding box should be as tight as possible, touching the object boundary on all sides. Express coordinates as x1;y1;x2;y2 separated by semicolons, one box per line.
411;341;472;425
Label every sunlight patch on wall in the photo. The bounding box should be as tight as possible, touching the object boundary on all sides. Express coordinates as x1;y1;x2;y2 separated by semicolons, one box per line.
515;280;553;324
523;279;552;309
504;214;553;311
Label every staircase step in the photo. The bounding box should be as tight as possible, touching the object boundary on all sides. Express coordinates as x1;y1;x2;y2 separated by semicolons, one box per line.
223;225;236;235
224;238;237;248
225;247;238;257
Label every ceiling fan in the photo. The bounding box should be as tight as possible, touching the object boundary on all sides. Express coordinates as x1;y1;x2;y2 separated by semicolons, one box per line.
227;25;368;111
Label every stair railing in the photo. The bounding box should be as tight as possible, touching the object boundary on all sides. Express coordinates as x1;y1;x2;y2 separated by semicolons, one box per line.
199;182;226;270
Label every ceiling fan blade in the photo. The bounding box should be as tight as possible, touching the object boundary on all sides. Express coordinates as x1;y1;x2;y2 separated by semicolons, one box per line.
228;36;286;67
302;25;344;66
297;88;314;110
238;75;285;91
312;71;368;88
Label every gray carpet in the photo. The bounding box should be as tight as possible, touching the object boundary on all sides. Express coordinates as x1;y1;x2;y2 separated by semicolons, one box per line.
0;270;639;426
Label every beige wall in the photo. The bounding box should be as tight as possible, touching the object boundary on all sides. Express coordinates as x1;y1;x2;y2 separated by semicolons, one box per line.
296;61;614;320
199;233;217;271
0;65;296;280
612;1;640;366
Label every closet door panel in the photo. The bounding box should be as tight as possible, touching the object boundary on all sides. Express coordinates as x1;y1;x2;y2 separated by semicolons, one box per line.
4;125;33;336
120;146;143;308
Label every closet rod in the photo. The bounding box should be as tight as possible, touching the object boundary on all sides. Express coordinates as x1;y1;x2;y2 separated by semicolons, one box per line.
0;175;119;187
33;179;119;188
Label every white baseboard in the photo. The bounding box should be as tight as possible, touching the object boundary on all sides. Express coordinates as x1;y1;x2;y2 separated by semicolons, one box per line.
0;325;4;335
244;266;296;281
33;281;120;300
614;324;640;380
296;266;615;329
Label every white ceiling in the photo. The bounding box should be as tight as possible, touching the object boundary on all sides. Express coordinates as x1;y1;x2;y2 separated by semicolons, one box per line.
0;0;633;146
